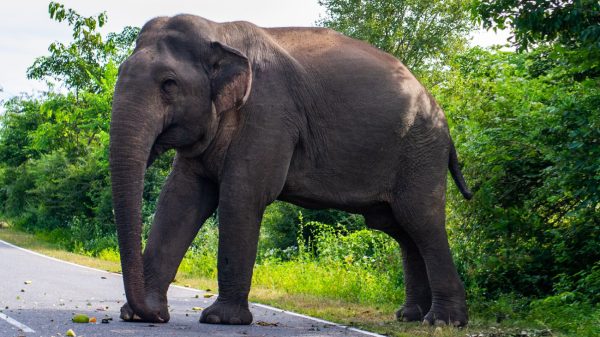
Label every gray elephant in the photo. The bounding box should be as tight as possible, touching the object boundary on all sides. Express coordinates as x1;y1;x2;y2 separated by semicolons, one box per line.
109;15;473;327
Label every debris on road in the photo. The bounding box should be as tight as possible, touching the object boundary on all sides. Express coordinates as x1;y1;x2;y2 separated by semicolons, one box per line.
71;314;90;323
203;294;214;298
256;321;279;327
191;307;203;311
66;328;76;336
24;280;32;285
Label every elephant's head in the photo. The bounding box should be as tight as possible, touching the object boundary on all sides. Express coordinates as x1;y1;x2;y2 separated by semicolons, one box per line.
109;15;251;321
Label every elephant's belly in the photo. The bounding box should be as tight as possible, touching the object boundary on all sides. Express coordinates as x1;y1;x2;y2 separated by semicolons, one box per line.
278;170;390;213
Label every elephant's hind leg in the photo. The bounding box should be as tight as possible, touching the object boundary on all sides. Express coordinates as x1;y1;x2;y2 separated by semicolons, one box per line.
391;191;468;327
364;207;432;322
121;156;218;323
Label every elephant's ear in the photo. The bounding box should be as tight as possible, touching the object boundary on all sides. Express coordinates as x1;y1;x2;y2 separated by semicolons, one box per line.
209;41;252;114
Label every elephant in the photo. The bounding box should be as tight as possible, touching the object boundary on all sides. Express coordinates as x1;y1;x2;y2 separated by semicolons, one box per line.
109;14;473;327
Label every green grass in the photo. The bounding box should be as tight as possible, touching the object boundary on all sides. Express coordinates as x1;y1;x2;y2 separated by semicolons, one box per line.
253;259;403;305
1;226;597;337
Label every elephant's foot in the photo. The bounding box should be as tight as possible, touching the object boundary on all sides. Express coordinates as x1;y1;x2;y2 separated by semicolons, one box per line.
120;293;170;323
199;298;253;325
396;303;429;322
422;302;468;327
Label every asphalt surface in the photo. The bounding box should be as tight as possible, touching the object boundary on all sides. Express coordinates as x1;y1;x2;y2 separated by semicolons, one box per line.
0;239;384;337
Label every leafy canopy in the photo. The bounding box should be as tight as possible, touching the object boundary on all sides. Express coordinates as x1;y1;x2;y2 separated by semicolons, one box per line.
473;0;600;51
317;0;474;73
27;1;139;94
437;46;600;299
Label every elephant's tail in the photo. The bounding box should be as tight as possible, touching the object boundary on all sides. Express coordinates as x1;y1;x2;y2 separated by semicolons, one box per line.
449;140;473;200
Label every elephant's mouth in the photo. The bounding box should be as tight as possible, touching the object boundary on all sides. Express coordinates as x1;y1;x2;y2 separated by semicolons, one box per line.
146;118;219;167
146;126;181;167
146;132;208;167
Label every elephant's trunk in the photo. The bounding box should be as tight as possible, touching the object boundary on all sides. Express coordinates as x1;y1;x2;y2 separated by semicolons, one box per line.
109;97;162;323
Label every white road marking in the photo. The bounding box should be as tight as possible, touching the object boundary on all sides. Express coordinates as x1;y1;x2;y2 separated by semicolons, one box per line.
0;312;35;333
0;239;117;275
0;239;387;337
252;303;388;337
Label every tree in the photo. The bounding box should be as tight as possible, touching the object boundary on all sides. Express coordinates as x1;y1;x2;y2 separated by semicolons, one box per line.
473;0;600;79
473;0;600;50
0;2;144;250
27;2;139;97
0;97;43;167
434;47;600;298
317;0;474;72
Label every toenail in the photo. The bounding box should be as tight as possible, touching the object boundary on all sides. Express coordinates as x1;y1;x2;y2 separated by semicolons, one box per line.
206;314;221;324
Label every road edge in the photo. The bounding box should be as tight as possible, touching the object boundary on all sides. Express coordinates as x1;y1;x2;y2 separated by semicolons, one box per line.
0;239;387;337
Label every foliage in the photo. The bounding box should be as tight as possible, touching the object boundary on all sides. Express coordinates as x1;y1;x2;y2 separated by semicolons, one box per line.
462;2;599;315
473;0;600;51
528;293;600;337
27;2;139;95
178;218;220;279
317;0;474;73
0;97;43;166
259;220;404;306
260;202;365;255
435;46;599;299
0;93;110;218
0;3;144;252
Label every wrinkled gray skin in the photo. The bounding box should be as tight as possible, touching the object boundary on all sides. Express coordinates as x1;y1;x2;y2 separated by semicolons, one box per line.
110;15;473;327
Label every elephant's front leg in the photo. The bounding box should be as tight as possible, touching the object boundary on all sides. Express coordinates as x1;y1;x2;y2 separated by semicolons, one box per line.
200;132;294;325
121;156;218;322
198;194;264;325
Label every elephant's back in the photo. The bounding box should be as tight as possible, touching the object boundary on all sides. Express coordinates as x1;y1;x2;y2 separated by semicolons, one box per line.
265;27;403;70
265;26;428;127
266;26;443;147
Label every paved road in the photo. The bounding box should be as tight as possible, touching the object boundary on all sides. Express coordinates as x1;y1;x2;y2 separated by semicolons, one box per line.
0;239;383;337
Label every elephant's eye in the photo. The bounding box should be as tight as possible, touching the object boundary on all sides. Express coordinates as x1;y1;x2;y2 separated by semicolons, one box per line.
161;79;178;95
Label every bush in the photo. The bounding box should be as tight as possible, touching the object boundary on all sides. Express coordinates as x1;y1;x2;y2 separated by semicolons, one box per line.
260;204;366;257
438;47;600;299
528;293;600;337
178;218;219;279
255;220;404;306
